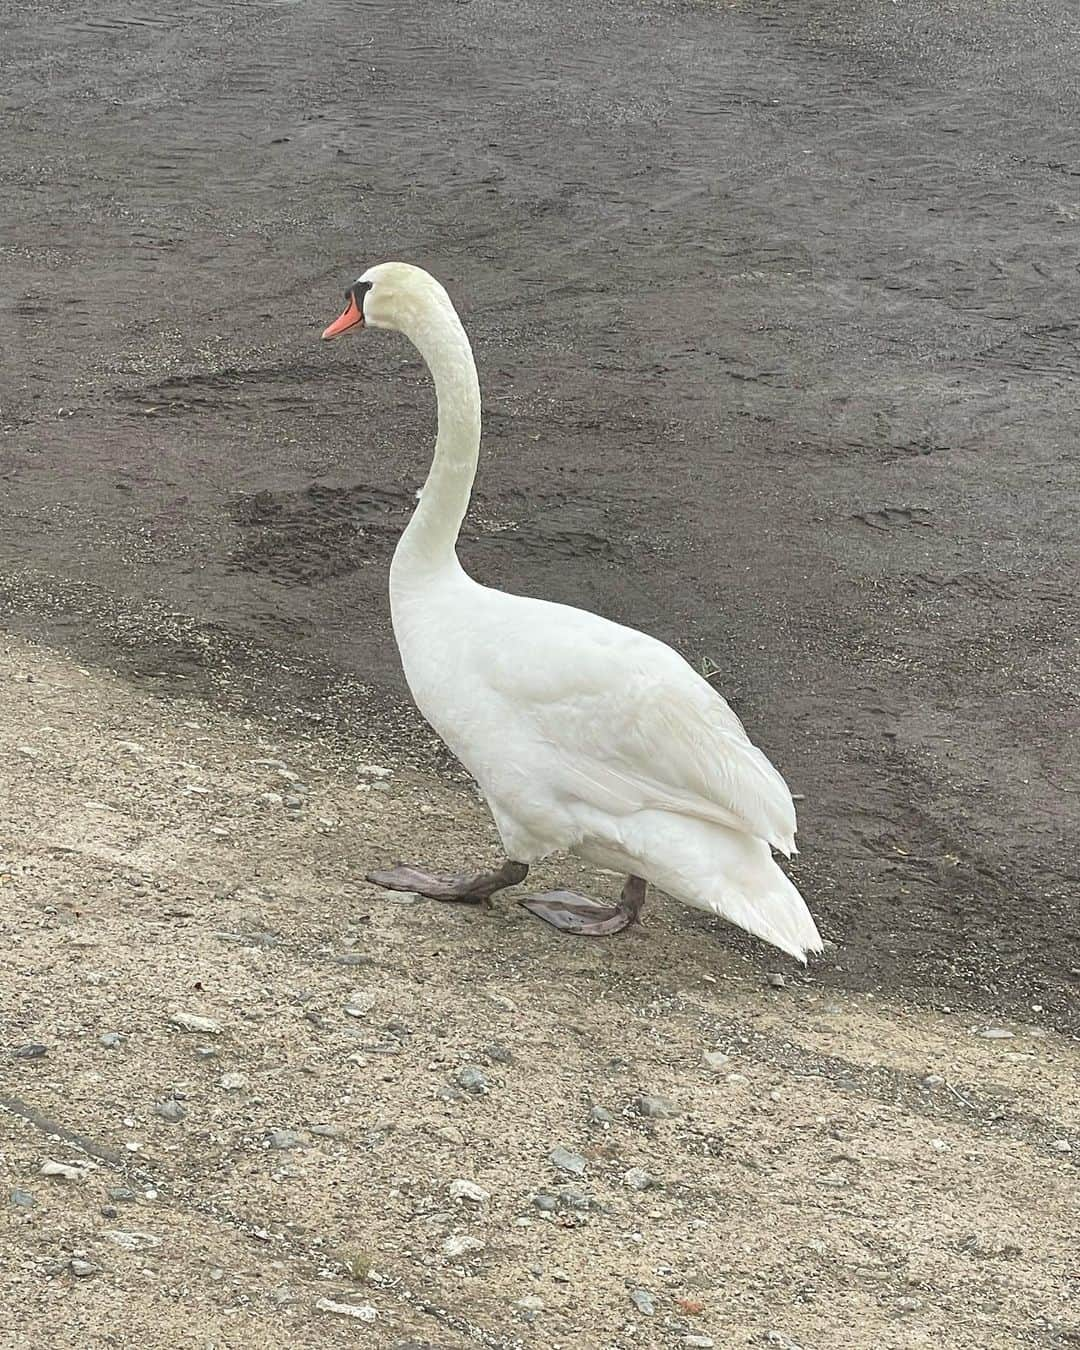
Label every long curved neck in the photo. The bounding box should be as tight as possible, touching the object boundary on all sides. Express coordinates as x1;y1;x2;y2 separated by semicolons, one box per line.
391;303;481;586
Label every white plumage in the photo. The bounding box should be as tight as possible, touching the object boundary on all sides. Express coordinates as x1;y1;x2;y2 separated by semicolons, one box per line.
323;261;822;962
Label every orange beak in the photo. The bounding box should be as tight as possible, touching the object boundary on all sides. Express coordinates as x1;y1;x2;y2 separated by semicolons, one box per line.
321;292;364;340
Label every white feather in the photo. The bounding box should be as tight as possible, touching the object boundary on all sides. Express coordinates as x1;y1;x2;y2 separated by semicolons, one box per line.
346;261;822;962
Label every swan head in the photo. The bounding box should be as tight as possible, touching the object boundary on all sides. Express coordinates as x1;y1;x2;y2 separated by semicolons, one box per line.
321;262;454;342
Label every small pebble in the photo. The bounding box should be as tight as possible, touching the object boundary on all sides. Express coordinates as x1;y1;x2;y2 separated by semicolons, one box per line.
344;990;378;1017
40;1160;88;1181
105;1229;162;1250
431;1124;465;1145
549;1146;587;1176
765;1334;804;1350
895;1297;923;1313
766;973;787;989
169;1011;223;1035
220;1071;249;1091
484;1043;513;1064
448;1179;489;1204
100;1206;118;1219
107;1187;136;1203
10;1189;36;1209
1051;1139;1071;1153
976;1027;1014;1040
99;1033;122;1050
154;1098;186;1123
634;1094;680;1119
456;1065;489;1095
517;1294;544;1313
702;1050;730;1071
267;1129;304;1150
12;1043;48;1059
532;1191;559;1212
69;1259;98;1278
685;1337;714;1348
443;1233;485;1258
310;1123;345;1139
589;1105;616;1125
921;1074;945;1088
629;1288;655;1316
558;1186;591;1210
623;1167;654;1191
314;1298;377;1321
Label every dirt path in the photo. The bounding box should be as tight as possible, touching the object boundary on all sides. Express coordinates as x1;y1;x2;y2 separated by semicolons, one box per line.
2;636;1075;1349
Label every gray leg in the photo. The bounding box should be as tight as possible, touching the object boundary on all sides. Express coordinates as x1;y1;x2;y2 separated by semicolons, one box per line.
519;874;647;936
367;858;529;903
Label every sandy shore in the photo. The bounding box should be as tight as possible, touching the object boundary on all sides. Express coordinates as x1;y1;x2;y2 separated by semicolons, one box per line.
1;634;1075;1349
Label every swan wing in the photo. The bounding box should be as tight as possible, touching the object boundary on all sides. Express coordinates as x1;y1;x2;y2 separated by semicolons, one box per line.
486;600;798;855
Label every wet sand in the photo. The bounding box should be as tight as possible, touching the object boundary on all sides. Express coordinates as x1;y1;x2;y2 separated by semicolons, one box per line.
1;0;1078;1032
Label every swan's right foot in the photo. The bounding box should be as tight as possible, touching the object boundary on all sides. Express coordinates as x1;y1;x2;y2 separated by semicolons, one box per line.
519;875;648;936
366;859;528;904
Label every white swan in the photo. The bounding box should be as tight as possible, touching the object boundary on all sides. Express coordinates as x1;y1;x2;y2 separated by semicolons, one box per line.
322;263;822;961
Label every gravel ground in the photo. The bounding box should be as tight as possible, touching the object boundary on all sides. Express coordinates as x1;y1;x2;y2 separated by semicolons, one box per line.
2;636;1076;1349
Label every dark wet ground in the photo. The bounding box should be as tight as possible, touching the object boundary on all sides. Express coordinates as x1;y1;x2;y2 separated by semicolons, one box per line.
1;0;1077;1027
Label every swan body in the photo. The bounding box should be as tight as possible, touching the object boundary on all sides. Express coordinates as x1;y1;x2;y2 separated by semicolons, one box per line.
322;262;822;962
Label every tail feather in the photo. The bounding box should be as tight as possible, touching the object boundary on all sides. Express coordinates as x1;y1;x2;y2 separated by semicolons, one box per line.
615;811;823;962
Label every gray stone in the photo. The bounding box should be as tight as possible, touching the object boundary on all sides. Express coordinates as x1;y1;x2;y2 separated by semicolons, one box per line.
558;1186;591;1210
13;1043;48;1059
266;1129;305;1150
99;1033;122;1050
100;1206;118;1219
107;1187;136;1203
702;1050;731;1071
629;1288;655;1316
448;1179;489;1204
588;1105;616;1125
484;1043;513;1064
315;1297;377;1320
344;989;377;1017
634;1094;680;1119
10;1189;36;1209
532;1191;559;1212
623;1167;654;1191
976;1027;1014;1039
685;1338;715;1348
443;1233;485;1258
169;1011;223;1035
40;1160;88;1181
154;1098;186;1123
766;973;787;989
456;1065;489;1095
1051;1139;1071;1153
104;1229;161;1250
69;1259;98;1277
549;1146;587;1176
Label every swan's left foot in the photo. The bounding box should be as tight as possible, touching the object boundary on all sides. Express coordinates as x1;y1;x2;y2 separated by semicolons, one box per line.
366;859;528;904
519;875;647;936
